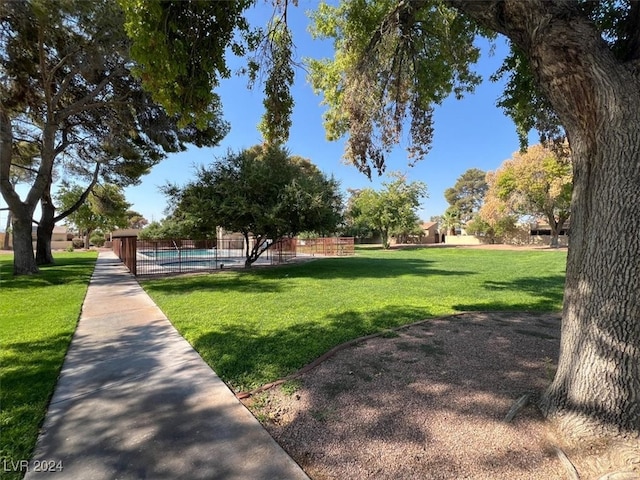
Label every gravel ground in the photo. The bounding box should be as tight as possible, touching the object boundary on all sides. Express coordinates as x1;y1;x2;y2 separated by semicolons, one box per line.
243;312;640;480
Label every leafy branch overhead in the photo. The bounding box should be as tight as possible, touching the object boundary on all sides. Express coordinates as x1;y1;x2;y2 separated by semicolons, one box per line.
119;0;295;145
308;0;485;177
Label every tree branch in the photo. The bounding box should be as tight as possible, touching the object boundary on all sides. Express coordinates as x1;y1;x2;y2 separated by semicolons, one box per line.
56;66;126;120
10;163;39;174
445;0;581;50
53;162;101;223
0;109;25;211
51;63;83;110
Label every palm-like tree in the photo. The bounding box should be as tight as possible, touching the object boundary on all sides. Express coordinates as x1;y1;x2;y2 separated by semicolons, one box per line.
440;209;460;236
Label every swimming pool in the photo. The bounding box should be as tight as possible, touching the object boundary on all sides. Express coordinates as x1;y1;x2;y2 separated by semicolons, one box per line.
135;244;293;275
139;248;216;260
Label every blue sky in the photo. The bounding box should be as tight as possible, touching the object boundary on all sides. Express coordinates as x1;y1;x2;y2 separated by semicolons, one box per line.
1;1;530;230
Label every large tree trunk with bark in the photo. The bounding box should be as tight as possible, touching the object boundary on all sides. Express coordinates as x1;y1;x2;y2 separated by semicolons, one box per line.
3;210;12;250
529;16;640;440
10;205;38;275
36;189;56;265
540;103;640;439
451;0;640;440
1;110;39;274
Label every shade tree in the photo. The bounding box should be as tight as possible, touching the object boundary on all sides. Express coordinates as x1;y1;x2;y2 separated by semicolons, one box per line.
444;168;488;226
306;1;640;443
346;173;427;248
55;183;131;248
164;144;343;267
0;0;228;274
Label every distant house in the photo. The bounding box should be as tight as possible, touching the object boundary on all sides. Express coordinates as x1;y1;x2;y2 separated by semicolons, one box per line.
25;225;73;249
392;221;440;245
529;219;570;246
420;222;440;244
529;219;570;236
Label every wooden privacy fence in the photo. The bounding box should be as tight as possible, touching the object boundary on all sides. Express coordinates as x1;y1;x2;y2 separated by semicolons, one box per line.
111;230;138;276
295;237;355;256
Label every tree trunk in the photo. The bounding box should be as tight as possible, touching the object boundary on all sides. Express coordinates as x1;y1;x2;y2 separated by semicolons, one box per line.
11;207;38;275
243;231;254;268
449;0;640;439
36;189;56;265
84;228;93;249
381;230;389;249
546;215;567;249
1;110;38;274
35;165;100;263
3;209;11;250
1;108;58;275
540;110;640;439
549;222;559;248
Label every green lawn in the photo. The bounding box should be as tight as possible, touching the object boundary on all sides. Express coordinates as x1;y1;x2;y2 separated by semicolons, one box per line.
142;247;567;392
0;252;97;480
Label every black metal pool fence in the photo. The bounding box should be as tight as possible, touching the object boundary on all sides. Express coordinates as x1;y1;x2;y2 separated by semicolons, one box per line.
135;238;297;276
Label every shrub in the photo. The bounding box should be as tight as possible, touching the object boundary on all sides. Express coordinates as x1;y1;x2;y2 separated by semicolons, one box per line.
90;231;105;247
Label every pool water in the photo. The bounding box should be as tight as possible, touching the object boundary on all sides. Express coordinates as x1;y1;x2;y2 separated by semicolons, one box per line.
139;248;215;259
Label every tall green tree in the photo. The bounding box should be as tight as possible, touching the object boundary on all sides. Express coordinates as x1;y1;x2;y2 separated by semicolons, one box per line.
119;0;640;444
444;168;488;225
440;208;460;236
164;145;343;267
56;183;130;248
126;210;148;230
490;144;572;248
137;218;184;241
347;173;427;248
0;0;228;274
477;170;519;241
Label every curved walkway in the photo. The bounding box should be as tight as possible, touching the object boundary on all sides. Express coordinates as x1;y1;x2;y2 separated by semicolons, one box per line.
26;251;309;480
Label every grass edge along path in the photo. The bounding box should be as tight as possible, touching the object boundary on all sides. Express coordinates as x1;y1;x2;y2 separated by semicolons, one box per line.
142;247;567;393
0;252;97;480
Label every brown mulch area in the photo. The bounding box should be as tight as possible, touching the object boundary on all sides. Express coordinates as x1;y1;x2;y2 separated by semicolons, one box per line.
243;311;640;480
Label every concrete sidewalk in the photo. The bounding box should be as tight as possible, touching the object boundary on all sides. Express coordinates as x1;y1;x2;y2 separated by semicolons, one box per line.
25;251;309;480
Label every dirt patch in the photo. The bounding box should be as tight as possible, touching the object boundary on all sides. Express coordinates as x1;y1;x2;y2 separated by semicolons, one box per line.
243;312;639;480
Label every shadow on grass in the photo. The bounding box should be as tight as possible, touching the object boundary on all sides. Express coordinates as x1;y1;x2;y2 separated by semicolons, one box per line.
290;256;473;280
0;255;96;288
454;275;565;312
191;305;433;391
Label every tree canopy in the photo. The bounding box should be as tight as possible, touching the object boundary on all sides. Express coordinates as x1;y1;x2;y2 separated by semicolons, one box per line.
118;0;295;144
56;183;130;248
346;173;427;248
0;0;228;273
164;144;343;267
444;168;488;226
485;144;572;247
